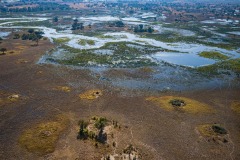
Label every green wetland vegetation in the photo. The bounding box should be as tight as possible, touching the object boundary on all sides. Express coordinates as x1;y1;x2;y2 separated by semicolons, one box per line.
56;42;161;67
198;51;230;61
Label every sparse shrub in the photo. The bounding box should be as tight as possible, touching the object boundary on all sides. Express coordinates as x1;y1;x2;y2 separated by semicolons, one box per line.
113;141;116;147
123;144;135;154
212;124;227;134
94;142;98;148
169;99;186;107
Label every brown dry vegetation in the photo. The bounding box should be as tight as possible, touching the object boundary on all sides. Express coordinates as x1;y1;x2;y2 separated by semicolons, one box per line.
231;101;240;114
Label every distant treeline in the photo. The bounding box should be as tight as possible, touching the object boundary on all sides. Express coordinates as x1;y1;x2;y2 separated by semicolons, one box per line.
0;2;70;12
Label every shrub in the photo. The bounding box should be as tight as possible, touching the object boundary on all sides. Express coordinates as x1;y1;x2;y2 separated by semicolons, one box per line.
212;125;227;134
169;99;186;107
94;117;107;129
0;48;7;54
77;120;89;139
28;29;34;34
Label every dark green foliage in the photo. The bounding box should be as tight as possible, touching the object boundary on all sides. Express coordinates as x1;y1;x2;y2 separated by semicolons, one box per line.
0;48;7;54
88;131;96;140
115;21;124;27
21;31;43;45
53;16;59;22
169;99;186;107
77;117;108;144
94;117;107;129
96;128;107;144
134;24;153;33
212;125;227;134
72;19;84;30
28;29;34;34
147;27;154;33
77;120;89;140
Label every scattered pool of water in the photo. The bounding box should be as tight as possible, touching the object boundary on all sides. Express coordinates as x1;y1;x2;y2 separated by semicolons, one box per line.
150;52;216;67
0;31;11;38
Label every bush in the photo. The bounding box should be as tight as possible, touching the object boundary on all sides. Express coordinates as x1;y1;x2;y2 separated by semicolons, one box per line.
77;120;89;139
0;48;7;54
94;117;107;129
169;99;186;107
28;29;34;34
212;125;227;134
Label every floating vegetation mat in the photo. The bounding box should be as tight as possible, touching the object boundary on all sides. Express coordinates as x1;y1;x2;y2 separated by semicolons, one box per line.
146;96;214;114
19;115;69;155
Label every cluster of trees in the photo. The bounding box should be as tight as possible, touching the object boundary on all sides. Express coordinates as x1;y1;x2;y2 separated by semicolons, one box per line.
108;21;125;27
71;19;84;30
133;24;154;33
77;117;108;144
13;29;44;46
0;3;70;13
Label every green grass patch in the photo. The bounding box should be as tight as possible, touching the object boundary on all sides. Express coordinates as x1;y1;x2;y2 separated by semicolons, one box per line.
53;37;70;44
78;39;95;46
98;35;115;39
12;20;52;28
197;58;240;75
198;51;229;60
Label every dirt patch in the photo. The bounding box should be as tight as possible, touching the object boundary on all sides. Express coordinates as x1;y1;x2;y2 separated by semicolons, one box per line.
16;59;29;64
55;86;71;92
79;89;102;100
146;96;214;114
231;101;240;114
102;144;142;160
0;91;22;107
18;114;69;155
